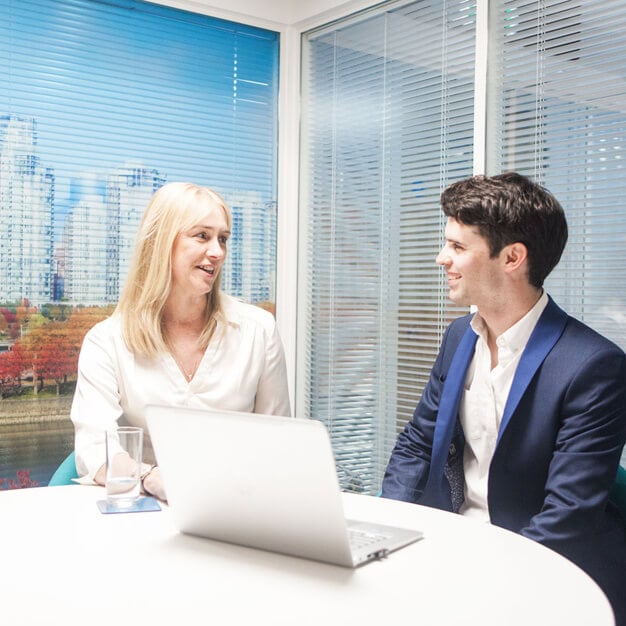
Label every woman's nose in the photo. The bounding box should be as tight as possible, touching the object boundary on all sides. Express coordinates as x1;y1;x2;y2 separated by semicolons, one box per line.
206;238;224;258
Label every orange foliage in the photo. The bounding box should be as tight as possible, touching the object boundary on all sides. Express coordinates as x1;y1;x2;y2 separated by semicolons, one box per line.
0;305;113;395
254;301;276;317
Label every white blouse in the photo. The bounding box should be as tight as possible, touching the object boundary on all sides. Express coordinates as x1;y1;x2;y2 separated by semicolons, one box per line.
71;294;291;479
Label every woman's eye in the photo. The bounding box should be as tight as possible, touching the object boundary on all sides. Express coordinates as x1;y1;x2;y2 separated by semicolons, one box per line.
219;236;228;245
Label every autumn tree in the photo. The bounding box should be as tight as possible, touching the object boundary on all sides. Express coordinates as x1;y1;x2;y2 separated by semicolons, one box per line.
0;307;18;341
39;305;112;393
31;321;77;395
3;304;113;396
15;316;51;394
254;301;276;316
0;311;8;338
65;306;114;340
0;343;26;397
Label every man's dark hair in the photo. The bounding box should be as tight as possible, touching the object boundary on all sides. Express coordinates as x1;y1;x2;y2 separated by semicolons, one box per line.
440;172;568;288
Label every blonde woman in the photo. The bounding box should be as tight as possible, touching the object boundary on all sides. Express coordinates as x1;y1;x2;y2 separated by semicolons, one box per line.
71;182;291;501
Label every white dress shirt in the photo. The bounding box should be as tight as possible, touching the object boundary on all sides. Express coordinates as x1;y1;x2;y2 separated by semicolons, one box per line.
71;294;291;479
459;291;548;521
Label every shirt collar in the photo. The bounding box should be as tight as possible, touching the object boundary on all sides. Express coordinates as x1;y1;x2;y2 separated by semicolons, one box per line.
470;291;549;356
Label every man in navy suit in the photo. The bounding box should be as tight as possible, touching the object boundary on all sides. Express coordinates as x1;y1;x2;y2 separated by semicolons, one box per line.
382;172;626;624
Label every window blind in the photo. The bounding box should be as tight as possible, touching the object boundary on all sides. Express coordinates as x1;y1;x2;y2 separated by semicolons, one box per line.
488;0;626;465
0;0;279;308
299;0;475;494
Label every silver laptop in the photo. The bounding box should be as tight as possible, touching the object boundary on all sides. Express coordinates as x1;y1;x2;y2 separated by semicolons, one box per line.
145;404;423;567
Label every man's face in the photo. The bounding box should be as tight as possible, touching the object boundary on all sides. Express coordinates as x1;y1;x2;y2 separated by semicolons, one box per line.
436;217;505;309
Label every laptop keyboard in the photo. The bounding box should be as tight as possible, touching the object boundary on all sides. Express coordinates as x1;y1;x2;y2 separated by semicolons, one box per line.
348;527;390;550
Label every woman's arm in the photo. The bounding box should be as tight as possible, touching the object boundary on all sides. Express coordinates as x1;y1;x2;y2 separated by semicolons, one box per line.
71;321;124;482
253;319;292;417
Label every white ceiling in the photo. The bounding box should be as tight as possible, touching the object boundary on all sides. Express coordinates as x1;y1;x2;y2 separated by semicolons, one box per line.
151;0;366;28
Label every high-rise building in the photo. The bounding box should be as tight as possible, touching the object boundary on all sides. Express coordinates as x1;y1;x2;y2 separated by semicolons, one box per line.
0;114;54;305
106;164;165;302
62;165;164;305
62;176;108;305
223;191;276;304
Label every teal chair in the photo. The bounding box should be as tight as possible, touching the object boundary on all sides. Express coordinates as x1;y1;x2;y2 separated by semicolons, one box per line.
610;464;626;523
48;451;78;486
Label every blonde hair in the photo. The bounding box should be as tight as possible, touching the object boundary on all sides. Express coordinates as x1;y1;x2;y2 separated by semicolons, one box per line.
116;182;232;357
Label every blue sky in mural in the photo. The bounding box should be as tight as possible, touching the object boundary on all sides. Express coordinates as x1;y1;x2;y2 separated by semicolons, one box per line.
0;0;278;232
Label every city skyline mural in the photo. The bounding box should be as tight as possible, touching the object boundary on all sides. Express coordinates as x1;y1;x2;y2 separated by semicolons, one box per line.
0;0;280;488
0;113;277;307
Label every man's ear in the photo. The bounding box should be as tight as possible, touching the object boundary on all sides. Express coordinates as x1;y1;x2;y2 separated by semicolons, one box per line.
502;242;528;274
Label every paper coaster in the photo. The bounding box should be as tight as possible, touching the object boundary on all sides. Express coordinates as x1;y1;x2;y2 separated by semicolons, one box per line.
97;496;162;514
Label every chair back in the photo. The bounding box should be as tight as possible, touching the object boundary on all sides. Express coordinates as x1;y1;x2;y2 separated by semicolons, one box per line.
48;451;78;486
609;465;626;523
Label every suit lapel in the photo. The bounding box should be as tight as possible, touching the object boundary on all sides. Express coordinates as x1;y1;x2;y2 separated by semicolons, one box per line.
497;297;568;443
428;325;477;485
428;298;568;482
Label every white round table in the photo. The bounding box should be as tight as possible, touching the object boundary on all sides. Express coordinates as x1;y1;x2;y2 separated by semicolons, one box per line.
0;485;614;626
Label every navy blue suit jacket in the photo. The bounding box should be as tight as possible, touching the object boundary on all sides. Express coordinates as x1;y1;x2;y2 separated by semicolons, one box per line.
382;297;626;622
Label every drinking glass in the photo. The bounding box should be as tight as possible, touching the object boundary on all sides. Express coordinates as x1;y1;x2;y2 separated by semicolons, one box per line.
105;426;143;508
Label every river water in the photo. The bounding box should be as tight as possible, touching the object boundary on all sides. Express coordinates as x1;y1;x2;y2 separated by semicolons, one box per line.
0;419;74;488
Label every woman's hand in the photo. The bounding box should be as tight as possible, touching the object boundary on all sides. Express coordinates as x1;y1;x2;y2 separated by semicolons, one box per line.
142;466;167;502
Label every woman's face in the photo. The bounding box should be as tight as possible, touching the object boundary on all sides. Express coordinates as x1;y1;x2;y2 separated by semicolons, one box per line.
170;203;230;299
